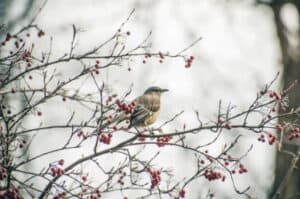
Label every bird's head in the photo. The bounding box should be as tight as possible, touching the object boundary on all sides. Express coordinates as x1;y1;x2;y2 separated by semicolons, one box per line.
144;86;169;95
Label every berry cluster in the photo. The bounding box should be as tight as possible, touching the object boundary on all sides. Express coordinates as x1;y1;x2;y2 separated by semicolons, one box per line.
53;192;66;199
258;133;277;145
0;189;22;199
89;190;102;199
268;133;277;145
77;130;88;140
237;164;248;174
142;53;152;64
5;33;12;42
0;104;11;115
268;90;289;114
99;133;112;144
91;60;101;74
222;154;233;166
156;135;173;147
288;127;300;141
204;169;226;182
269;91;281;100
51;167;64;177
18;139;27;149
117;170;127;186
1;33;21;48
217;119;232;130
184;56;194;68
258;134;266;143
23;49;32;67
147;168;161;189
116;99;135;114
231;164;248;175
95;60;100;68
1;29;47;71
0;167;7;180
275;123;284;132
145;53;152;58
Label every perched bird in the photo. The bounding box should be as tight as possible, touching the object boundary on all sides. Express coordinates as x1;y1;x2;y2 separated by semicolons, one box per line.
128;86;168;128
102;86;168;129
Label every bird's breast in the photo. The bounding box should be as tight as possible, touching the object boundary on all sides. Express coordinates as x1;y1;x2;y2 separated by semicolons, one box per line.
144;110;160;125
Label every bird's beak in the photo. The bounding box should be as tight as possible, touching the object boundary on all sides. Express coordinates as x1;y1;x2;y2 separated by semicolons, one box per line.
161;88;169;93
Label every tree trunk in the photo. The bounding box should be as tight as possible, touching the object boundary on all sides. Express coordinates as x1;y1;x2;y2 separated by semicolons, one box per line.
271;1;300;198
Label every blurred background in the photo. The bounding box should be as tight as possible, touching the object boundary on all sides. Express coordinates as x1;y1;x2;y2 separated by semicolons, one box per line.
1;0;300;198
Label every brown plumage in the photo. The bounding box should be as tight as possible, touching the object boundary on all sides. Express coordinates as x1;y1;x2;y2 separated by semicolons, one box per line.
110;87;168;129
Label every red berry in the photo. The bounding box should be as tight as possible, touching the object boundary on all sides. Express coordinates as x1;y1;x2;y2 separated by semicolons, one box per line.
225;123;231;130
158;52;164;59
77;130;83;137
83;134;88;140
179;189;186;198
185;63;191;68
58;159;64;166
58;168;64;176
38;30;45;37
51;167;57;174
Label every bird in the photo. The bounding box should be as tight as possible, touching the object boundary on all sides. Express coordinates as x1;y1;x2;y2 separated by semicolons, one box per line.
102;86;169;129
128;86;169;128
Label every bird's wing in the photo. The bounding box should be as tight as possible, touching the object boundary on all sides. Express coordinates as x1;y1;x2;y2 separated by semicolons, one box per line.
130;105;151;126
129;94;160;127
